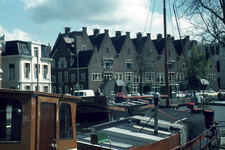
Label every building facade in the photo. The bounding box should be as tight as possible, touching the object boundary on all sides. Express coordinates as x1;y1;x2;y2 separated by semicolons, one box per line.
50;27;219;96
2;40;52;92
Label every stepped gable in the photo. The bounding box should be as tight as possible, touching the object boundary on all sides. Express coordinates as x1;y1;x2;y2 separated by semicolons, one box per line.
89;29;105;50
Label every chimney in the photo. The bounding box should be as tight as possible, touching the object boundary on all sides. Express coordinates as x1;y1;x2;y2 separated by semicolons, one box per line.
126;32;130;38
167;34;171;38
82;27;87;34
157;34;162;41
185;35;190;41
115;31;122;38
104;29;109;36
136;32;142;40
93;29;100;37
64;27;71;34
147;33;151;39
171;36;175;42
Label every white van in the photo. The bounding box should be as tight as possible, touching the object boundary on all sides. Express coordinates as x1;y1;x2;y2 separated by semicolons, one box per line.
74;90;95;97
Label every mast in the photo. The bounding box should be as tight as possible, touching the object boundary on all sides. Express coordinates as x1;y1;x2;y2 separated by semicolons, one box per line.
163;0;170;107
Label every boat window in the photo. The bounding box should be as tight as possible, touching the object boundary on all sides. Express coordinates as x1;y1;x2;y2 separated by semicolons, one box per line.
59;103;73;139
0;98;22;142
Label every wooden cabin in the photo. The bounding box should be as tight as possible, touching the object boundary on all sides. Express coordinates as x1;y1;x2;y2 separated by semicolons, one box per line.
0;89;80;150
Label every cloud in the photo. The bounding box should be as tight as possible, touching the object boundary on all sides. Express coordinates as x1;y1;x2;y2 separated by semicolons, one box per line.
0;25;32;41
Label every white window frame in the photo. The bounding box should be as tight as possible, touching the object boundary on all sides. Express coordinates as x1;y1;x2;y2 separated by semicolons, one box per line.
43;65;48;79
125;72;134;82
58;57;67;69
71;74;75;82
103;58;113;69
64;71;68;82
81;73;85;82
145;72;155;82
125;59;133;69
115;72;123;80
24;63;30;79
92;73;101;81
51;75;56;83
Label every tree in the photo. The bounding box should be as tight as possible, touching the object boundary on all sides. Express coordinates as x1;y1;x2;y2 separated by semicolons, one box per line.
176;0;225;46
183;42;209;90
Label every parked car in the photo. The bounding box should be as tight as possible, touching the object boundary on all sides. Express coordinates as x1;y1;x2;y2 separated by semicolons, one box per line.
144;92;155;96
116;92;125;97
207;91;217;98
74;89;95;97
198;90;209;97
176;91;185;98
130;92;140;96
217;90;225;100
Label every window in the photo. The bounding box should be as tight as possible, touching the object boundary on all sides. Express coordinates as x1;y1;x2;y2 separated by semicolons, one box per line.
208;74;215;80
0;98;22;142
25;86;30;90
34;47;38;57
59;103;73;139
128;49;130;54
51;75;56;83
157;73;164;83
9;64;15;80
92;73;101;81
44;86;48;92
43;65;48;79
103;58;113;69
34;64;40;79
51;60;55;68
125;59;133;69
216;46;219;55
58;72;62;83
181;63;187;70
125;72;134;82
176;73;184;81
131;84;139;93
168;61;175;69
169;73;175;81
64;71;68;82
59;87;62;94
210;46;214;54
64;85;69;94
82;45;86;50
71;74;75;82
58;57;67;69
188;50;191;57
115;72;123;80
104;73;113;80
24;63;30;79
81;73;85;81
146;61;154;69
145;72;155;82
106;47;109;53
52;86;56;93
217;61;220;72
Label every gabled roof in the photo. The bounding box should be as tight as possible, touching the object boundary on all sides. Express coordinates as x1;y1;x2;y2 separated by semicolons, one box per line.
173;38;187;56
89;34;105;49
111;35;126;53
152;38;165;55
72;50;93;68
3;40;31;56
132;37;147;54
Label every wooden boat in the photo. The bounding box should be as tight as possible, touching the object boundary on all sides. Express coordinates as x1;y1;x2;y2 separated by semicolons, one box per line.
76;102;224;150
0;89;80;150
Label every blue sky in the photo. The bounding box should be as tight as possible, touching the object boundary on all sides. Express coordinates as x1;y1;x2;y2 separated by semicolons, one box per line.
0;0;188;47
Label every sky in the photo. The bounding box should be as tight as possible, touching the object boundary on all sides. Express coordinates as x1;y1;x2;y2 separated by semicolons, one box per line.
0;0;190;47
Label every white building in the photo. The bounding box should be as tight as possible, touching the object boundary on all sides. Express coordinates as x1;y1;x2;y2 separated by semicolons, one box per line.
2;40;52;92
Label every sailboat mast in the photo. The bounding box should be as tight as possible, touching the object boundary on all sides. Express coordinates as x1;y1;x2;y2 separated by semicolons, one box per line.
163;0;170;107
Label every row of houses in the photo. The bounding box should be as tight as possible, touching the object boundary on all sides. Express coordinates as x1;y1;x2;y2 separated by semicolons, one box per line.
0;27;220;97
